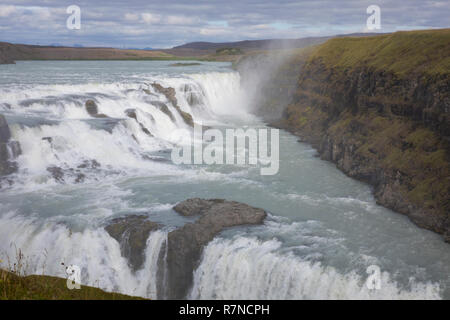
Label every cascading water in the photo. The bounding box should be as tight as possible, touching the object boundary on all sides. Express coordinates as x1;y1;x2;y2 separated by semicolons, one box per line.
0;60;448;300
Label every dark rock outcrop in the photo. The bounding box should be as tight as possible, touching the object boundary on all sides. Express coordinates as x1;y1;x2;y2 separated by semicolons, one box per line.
0;114;21;176
0;114;11;142
46;165;90;184
46;166;65;182
124;109;153;137
105;215;160;272
103;199;266;298
150;83;194;127
85;100;107;118
77;159;101;169
166;198;266;299
125;108;137;120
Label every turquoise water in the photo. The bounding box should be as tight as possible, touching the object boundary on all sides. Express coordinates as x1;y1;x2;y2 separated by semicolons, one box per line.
0;61;448;299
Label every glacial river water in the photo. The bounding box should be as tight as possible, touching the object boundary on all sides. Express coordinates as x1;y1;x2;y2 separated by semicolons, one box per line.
0;60;448;299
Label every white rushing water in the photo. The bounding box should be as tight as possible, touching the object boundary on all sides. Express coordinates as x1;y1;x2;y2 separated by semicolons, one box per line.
0;61;448;300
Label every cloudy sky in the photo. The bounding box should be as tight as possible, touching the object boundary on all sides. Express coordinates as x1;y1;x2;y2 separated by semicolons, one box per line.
0;0;448;48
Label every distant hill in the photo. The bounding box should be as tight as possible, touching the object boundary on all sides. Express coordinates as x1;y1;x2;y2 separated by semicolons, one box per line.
0;32;386;63
0;42;173;64
173;33;383;50
163;33;384;56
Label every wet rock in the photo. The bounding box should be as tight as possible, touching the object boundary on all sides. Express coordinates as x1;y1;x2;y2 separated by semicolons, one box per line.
105;215;160;271
179;109;194;127
125;109;137;120
0;114;21;176
0;144;15;175
150;83;178;107
85;100;98;115
124;109;153;137
166;198;266;299
85;100;107;118
77;159;101;169
0;114;11;143
151;101;175;122
140;125;152;136
47;166;64;182
150;83;194;127
74;173;85;183
173;198;225;217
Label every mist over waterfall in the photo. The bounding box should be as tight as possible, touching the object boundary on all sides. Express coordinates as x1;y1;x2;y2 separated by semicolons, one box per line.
0;61;448;300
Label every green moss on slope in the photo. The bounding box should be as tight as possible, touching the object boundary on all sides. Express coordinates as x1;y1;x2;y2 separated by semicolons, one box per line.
309;29;450;77
0;269;145;300
277;29;450;240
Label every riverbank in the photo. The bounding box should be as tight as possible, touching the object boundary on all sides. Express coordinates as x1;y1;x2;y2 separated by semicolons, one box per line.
238;29;450;242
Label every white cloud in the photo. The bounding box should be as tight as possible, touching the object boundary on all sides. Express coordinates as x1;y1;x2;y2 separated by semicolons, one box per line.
166;15;196;25
0;5;16;17
124;13;139;21
199;27;229;36
141;12;161;24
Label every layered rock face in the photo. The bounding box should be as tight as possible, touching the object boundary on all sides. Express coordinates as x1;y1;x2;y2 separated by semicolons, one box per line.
104;198;267;299
166;198;266;299
105;215;160;271
273;30;450;241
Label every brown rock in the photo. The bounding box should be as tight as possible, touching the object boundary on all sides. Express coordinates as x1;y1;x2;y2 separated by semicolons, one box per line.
166;198;266;299
105;215;160;272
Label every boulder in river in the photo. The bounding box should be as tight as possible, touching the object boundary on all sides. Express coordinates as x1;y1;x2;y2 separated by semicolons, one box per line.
0;114;11;143
105;215;160;271
103;199;266;298
85;100;108;118
0;114;21;176
125;109;137;120
47;166;64;182
166;198;266;299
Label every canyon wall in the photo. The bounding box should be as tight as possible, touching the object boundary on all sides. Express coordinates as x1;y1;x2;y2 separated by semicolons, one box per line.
242;29;450;241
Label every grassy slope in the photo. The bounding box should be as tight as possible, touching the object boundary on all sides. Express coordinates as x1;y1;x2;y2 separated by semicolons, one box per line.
0;269;144;300
310;29;450;76
279;29;450;237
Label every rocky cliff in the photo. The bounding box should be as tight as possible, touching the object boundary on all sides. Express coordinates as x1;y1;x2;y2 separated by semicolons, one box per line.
105;198;267;299
250;29;450;241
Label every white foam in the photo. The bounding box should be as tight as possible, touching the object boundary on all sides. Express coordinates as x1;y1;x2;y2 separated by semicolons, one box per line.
3;71;252;186
190;237;442;300
0;213;167;299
